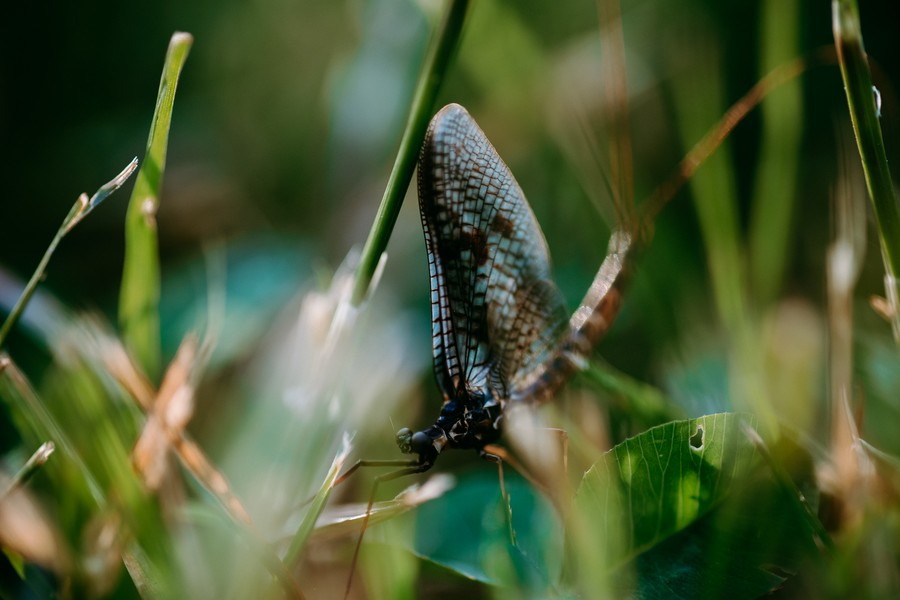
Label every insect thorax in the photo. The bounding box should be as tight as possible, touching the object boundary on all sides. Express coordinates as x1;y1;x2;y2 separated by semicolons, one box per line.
396;388;504;468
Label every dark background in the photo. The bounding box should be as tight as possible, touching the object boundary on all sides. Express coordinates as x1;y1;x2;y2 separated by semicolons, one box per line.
1;0;899;440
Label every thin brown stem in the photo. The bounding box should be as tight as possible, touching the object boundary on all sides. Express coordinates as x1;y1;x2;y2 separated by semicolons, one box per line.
641;48;835;227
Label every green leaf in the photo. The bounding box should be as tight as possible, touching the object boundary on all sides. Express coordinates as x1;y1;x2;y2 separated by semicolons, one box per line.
0;550;57;600
633;504;786;599
572;413;757;575
119;32;193;379
380;471;563;591
632;433;818;598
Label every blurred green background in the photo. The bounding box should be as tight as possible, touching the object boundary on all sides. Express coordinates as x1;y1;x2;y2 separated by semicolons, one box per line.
0;0;896;352
2;0;900;595
2;0;900;469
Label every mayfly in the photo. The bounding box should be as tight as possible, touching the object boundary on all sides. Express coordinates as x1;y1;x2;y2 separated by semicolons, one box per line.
345;103;638;478
338;103;641;593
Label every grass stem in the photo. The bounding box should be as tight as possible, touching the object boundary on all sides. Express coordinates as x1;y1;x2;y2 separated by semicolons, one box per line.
351;0;471;306
0;158;138;349
832;0;900;282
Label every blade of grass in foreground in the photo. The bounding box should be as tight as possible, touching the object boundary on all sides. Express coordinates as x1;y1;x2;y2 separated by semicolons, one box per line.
0;354;106;506
283;436;351;566
0;159;138;349
119;32;193;379
832;1;900;285
351;0;471;305
0;441;54;502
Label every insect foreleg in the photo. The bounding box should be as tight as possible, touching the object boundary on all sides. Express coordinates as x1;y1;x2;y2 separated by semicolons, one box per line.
344;463;432;600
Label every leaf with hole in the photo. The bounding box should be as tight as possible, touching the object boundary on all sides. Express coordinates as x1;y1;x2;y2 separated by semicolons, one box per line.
572;412;758;573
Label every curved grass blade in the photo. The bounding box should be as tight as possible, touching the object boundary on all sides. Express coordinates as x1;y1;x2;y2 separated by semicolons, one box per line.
0;442;55;502
0;159;138;349
119;32;193;378
581;360;682;425
832;0;900;279
283;435;352;566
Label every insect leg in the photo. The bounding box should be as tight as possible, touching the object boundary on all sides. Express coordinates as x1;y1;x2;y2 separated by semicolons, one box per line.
333;458;420;488
345;463;431;600
480;449;518;547
294;459;420;512
482;443;548;496
487;430;571;515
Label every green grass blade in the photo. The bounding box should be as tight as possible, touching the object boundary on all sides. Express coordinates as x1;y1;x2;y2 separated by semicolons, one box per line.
0;441;54;502
351;0;471;306
832;0;900;278
0;354;107;507
749;0;802;306
671;48;747;334
119;32;193;378
0;159;138;349
283;436;351;567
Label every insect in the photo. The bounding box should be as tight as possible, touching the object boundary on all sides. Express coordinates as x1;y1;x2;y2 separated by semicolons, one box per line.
340;103;639;597
397;103;638;472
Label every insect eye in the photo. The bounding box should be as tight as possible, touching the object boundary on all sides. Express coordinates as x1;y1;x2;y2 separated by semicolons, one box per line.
396;427;413;454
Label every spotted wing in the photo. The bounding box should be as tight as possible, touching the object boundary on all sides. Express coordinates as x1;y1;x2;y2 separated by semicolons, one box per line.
417;104;569;404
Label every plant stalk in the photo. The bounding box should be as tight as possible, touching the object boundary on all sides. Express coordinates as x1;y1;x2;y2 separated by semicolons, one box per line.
351;0;471;306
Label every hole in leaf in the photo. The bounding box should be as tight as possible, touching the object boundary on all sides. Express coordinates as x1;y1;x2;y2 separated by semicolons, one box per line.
689;426;704;451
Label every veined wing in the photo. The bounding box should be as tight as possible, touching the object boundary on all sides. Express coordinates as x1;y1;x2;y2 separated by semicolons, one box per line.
417;104;569;404
510;230;637;405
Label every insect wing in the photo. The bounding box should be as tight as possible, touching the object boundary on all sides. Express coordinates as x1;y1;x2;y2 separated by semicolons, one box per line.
417;104;569;403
